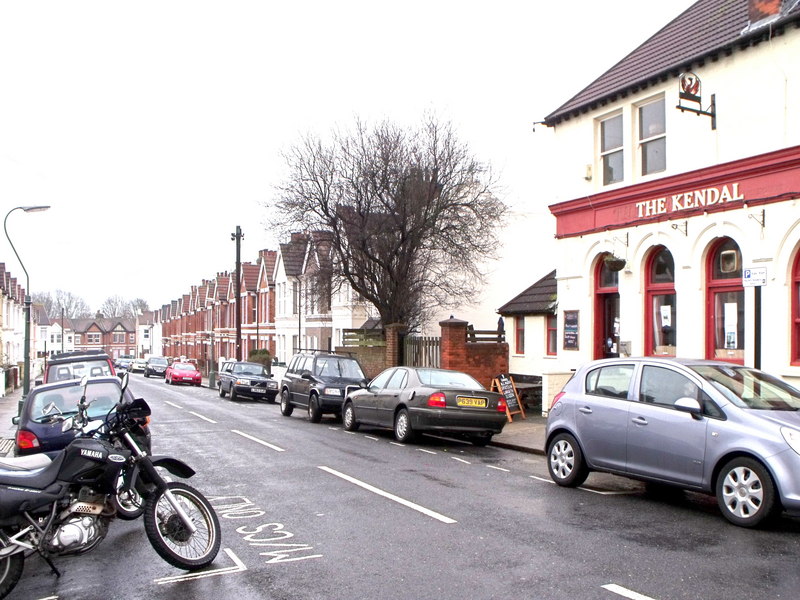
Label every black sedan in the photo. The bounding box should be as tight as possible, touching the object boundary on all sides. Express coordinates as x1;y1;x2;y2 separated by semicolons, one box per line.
218;361;279;402
13;376;134;456
342;367;508;445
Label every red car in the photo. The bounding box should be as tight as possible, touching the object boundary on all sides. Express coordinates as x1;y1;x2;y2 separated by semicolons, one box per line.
165;361;202;386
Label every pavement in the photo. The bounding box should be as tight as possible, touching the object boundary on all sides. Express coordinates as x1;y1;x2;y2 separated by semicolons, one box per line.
0;378;547;457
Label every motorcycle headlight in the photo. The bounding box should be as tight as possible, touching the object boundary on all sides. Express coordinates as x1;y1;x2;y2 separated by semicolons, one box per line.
781;427;800;455
323;387;342;396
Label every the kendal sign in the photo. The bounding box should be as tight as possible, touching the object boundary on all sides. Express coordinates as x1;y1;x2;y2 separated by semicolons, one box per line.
635;182;744;219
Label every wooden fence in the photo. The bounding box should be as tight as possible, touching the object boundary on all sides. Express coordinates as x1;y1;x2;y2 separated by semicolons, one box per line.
404;335;441;368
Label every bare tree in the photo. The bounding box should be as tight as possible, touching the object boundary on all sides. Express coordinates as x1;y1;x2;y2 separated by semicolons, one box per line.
270;115;506;331
32;290;92;318
130;298;150;317
99;295;132;318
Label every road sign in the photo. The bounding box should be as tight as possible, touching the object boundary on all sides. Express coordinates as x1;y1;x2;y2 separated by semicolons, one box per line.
743;266;767;287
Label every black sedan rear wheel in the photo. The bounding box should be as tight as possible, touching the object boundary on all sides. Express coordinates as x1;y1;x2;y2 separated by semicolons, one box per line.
394;408;416;443
343;401;359;431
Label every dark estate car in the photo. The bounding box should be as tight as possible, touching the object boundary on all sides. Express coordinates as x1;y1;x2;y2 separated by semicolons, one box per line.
343;367;508;445
144;356;169;378
218;361;278;402
14;376;135;456
38;350;116;384
279;351;368;422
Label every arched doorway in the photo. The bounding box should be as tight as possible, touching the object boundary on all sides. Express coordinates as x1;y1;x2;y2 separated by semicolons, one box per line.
706;237;744;364
594;254;621;359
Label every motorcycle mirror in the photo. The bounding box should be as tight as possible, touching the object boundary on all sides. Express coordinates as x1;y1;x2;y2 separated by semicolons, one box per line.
119;372;129;392
61;416;74;432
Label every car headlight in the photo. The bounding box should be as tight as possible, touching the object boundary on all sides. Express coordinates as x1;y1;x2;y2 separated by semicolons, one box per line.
267;381;277;389
781;427;800;455
323;387;342;396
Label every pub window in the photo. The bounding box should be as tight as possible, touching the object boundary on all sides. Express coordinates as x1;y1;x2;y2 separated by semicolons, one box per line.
792;249;800;364
600;113;623;185
546;314;557;356
645;246;676;356
706;238;744;364
638;97;666;176
515;317;525;355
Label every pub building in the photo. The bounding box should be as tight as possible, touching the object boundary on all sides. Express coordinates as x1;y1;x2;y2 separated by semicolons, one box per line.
526;0;800;405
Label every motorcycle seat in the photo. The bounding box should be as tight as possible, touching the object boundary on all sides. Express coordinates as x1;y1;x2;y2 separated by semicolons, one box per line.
0;453;52;472
0;452;65;489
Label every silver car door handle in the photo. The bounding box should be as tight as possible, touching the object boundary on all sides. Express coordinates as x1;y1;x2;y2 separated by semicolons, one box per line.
632;416;648;425
578;407;593;414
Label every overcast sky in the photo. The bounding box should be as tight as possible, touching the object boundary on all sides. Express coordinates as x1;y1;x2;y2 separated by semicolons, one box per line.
1;0;697;322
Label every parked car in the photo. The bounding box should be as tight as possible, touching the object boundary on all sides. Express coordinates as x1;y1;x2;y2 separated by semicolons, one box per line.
279;351;368;422
129;358;147;372
218;361;278;402
545;357;800;528
38;350;116;384
343;367;508;445
144;356;169;378
13;376;136;456
116;357;133;372
165;361;202;386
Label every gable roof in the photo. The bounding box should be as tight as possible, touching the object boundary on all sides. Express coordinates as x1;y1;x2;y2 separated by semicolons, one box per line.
497;270;557;316
279;232;309;277
545;0;800;125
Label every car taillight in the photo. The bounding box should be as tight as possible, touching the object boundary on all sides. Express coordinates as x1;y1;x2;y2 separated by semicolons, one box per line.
550;391;566;409
427;392;447;408
497;397;507;412
16;430;40;450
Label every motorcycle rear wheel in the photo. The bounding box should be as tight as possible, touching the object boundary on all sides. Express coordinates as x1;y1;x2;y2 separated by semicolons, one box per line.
144;482;220;570
0;553;23;599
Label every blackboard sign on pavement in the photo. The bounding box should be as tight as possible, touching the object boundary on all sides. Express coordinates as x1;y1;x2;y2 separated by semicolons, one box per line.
491;374;526;422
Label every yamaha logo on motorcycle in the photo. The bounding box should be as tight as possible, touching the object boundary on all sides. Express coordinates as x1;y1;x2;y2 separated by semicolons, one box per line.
0;373;221;599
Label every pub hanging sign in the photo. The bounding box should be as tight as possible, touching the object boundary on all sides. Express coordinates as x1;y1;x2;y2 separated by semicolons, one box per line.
676;71;716;130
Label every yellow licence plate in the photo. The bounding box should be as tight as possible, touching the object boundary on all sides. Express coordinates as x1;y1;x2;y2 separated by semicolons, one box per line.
456;396;487;408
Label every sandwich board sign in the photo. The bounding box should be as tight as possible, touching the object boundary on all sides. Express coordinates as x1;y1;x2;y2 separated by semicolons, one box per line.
491;374;526;422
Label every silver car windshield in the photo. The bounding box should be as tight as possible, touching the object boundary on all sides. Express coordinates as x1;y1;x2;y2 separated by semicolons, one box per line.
32;381;128;423
691;365;800;410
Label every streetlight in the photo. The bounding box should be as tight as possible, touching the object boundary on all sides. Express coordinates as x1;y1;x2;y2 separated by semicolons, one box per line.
4;205;51;415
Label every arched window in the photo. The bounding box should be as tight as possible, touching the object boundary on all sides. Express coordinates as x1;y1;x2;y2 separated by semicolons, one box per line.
594;254;620;359
644;246;676;356
706;238;744;364
792;250;800;365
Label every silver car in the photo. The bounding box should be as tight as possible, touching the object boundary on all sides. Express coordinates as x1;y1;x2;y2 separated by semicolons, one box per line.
545;357;800;527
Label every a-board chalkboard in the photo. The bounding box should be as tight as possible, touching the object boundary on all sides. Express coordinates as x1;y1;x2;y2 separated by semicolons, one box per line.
491;374;526;422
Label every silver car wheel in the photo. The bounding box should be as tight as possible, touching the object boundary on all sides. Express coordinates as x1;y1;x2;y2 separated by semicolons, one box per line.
550;439;575;480
721;465;764;519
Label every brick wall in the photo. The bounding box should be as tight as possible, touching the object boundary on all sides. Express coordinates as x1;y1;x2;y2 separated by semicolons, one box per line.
439;318;509;388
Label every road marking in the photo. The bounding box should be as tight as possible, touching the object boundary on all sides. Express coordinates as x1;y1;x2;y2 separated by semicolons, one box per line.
602;583;658;600
416;448;436;455
189;411;217;424
154;548;247;584
487;465;510;472
529;475;554;484
363;435;379;441
165;401;183;409
389;442;405;447
318;466;457;524
231;430;286;452
451;457;471;464
580;488;635;496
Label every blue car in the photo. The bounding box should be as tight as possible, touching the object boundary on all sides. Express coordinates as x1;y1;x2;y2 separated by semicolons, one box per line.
13;376;136;456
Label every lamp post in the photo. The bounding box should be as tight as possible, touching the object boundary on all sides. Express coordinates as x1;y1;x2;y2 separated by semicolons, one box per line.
4;205;51;415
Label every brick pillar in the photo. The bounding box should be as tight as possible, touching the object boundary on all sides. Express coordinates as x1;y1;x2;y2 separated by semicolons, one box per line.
439;317;468;371
385;323;407;367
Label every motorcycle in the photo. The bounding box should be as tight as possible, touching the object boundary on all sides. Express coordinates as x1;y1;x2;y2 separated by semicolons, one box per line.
0;374;221;598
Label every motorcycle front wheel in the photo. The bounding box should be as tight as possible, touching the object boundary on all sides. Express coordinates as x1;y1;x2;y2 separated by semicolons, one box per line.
144;482;221;570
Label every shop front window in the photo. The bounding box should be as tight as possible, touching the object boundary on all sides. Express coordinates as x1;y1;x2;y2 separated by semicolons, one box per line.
645;246;676;356
706;238;744;364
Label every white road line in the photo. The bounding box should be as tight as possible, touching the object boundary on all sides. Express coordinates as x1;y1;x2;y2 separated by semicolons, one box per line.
487;465;510;472
154;548;247;584
451;457;471;464
364;435;379;441
602;583;658;600
231;429;286;452
328;427;340;431
389;442;406;447
188;411;217;424
529;475;554;484
416;448;437;455
164;400;183;409
318;466;457;524
580;488;635;496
